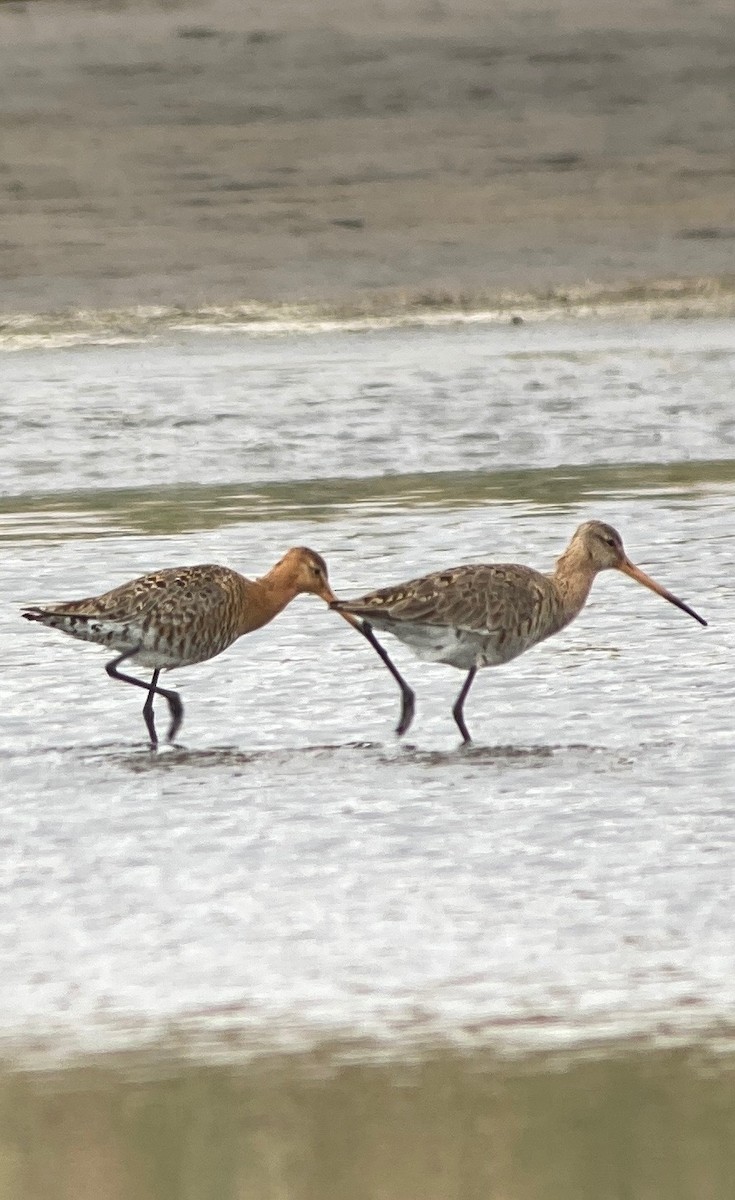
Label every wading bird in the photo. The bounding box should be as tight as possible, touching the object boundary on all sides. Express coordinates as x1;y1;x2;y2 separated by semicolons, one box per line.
331;521;707;743
23;547;340;747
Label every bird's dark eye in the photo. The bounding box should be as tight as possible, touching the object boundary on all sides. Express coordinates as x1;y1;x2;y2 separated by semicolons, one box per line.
603;536;617;547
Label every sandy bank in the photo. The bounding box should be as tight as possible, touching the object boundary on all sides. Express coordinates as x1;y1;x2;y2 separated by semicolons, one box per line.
1;0;734;315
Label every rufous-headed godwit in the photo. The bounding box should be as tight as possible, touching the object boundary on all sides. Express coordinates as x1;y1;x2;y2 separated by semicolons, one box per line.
22;547;339;747
331;521;707;743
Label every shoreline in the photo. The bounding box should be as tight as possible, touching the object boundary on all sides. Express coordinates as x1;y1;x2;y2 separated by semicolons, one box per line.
2;275;734;351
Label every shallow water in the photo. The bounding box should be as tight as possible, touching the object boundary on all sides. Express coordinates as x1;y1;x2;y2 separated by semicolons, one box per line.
1;316;735;1051
3;319;735;496
2;318;734;1062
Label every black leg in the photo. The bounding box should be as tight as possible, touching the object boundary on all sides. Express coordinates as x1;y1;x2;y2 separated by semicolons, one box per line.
142;670;161;747
162;683;184;744
358;622;416;737
106;651;184;746
451;667;477;744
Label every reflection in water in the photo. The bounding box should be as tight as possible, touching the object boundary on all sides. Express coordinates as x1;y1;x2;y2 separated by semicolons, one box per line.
30;739;612;774
98;741;384;772
3;457;735;541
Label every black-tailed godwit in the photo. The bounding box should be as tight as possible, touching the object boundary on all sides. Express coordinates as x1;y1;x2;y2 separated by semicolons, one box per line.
331;521;707;743
23;547;339;746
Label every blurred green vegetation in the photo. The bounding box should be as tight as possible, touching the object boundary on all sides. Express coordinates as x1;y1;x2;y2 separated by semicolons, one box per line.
1;1035;734;1200
2;459;734;541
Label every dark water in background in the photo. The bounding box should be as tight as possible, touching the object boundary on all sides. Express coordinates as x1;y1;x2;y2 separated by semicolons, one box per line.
1;318;734;1198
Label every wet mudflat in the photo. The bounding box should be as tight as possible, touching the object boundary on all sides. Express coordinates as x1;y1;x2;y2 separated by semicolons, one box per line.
2;0;735;312
1;317;734;1197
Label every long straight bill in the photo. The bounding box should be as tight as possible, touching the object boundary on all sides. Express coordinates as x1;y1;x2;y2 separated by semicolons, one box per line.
618;559;707;626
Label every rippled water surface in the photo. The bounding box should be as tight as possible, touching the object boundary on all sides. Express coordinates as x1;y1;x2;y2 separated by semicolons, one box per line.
2;319;734;1059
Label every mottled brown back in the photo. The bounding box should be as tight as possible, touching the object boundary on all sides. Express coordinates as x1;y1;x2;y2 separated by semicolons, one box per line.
22;564;258;667
336;563;562;638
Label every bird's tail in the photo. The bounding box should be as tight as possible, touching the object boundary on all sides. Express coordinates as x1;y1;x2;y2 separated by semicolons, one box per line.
21;606;129;647
22;606;65;627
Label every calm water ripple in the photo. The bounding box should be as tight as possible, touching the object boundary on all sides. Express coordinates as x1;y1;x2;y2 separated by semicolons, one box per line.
1;320;733;1058
1;319;734;496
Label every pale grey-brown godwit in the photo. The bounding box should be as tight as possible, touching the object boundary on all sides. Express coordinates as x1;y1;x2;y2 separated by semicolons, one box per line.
331;521;707;743
22;547;340;747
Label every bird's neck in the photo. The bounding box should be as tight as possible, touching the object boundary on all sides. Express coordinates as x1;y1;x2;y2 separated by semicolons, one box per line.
549;549;599;628
254;562;303;616
234;563;303;636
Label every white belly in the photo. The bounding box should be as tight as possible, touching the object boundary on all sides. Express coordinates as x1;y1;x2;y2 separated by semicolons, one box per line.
37;611;231;671
370;619;530;671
